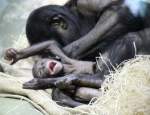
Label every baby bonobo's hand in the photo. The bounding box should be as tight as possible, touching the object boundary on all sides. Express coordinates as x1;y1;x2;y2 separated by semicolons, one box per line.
23;79;41;89
5;48;19;65
23;78;56;90
55;74;77;90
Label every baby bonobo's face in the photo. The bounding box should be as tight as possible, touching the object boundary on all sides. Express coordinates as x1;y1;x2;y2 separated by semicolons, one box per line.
33;59;63;78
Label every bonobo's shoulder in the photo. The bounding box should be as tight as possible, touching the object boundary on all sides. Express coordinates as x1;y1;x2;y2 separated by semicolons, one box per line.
31;5;71;14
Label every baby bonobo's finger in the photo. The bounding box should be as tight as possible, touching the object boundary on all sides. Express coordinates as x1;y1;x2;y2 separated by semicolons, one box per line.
52;88;83;107
4;48;19;65
10;59;18;65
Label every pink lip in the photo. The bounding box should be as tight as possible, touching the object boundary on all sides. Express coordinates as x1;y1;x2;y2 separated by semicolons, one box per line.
49;62;57;71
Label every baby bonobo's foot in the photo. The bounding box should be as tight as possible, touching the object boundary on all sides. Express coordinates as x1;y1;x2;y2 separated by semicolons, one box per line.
5;48;19;64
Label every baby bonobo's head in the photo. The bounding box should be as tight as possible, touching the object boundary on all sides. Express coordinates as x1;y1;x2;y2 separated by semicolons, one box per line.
32;59;63;78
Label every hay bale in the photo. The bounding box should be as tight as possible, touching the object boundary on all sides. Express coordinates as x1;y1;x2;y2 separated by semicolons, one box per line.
69;56;150;115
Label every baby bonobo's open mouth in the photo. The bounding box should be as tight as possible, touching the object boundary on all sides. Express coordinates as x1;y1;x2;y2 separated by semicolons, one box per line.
49;61;57;71
47;60;63;76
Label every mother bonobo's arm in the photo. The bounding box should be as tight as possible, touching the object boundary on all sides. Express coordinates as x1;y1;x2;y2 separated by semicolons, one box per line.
64;0;146;58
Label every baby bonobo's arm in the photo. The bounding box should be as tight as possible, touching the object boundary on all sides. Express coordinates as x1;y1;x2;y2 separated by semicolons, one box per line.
5;40;95;74
5;40;64;64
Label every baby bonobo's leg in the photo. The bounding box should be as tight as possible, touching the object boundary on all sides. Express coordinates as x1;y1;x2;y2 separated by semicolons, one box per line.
75;87;101;102
52;87;101;107
52;88;83;107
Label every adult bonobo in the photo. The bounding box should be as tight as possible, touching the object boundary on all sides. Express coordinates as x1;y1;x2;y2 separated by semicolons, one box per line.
5;1;102;107
5;0;150;107
5;40;101;107
31;58;101;107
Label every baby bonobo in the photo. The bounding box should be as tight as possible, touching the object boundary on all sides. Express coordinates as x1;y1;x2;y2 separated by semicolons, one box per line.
4;41;101;90
5;41;102;107
31;58;101;106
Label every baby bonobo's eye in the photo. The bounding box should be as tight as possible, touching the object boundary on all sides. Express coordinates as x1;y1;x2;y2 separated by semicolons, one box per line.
50;14;68;29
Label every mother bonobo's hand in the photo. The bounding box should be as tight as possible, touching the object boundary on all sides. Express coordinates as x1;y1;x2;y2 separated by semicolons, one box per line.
5;48;20;65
